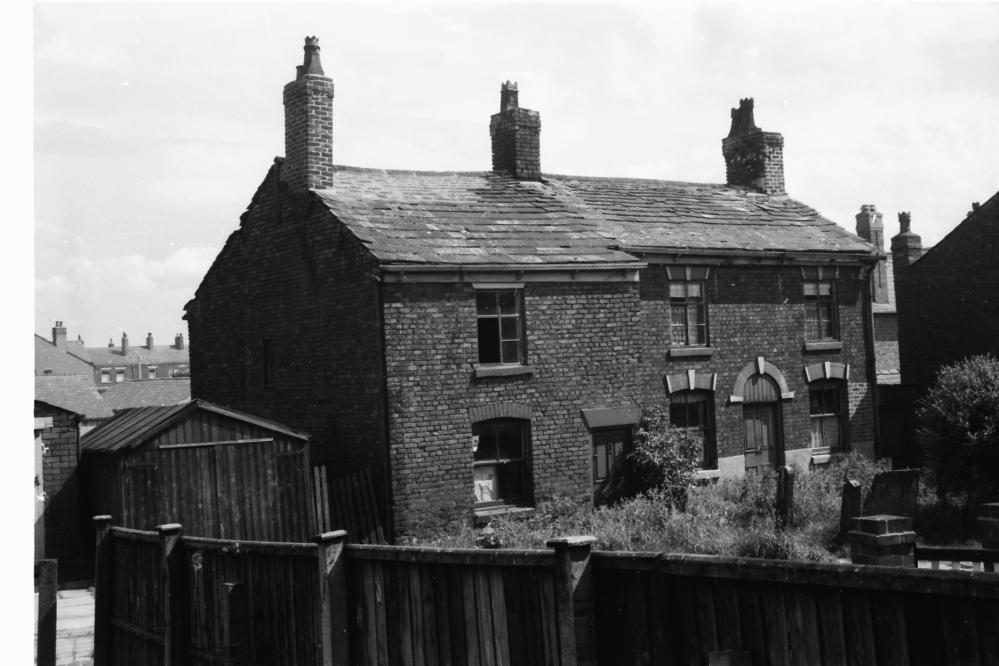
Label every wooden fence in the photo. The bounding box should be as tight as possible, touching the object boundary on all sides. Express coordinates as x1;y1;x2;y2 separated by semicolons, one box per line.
95;518;999;666
592;551;999;666
92;516;348;666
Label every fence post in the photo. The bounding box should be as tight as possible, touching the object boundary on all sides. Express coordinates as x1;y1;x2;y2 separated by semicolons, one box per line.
849;515;916;566
156;523;184;665
313;529;349;666
776;465;795;530
93;515;112;666
839;479;862;542
35;558;58;666
547;535;597;666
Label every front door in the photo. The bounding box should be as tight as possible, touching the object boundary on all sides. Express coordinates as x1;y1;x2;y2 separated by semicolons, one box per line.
743;403;783;471
592;428;630;505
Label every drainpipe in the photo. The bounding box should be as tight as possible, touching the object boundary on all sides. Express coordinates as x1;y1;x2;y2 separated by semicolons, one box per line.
860;261;882;461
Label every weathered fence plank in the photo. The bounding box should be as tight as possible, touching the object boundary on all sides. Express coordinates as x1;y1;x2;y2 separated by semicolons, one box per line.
35;558;58;666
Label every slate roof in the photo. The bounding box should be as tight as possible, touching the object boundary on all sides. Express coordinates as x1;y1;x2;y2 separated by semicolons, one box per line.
35;335;94;377
313;167;875;266
35;375;114;420
82;399;310;453
98;379;191;411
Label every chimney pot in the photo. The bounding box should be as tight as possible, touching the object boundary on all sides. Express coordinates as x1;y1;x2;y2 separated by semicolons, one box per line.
121;333;129;356
490;81;541;180
891;211;923;270
52;321;67;347
283;37;335;193
146;332;154;350
721;97;785;195
175;333;185;350
108;338;114;348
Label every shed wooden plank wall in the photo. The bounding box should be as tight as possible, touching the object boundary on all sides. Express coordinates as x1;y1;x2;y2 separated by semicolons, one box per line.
92;439;314;542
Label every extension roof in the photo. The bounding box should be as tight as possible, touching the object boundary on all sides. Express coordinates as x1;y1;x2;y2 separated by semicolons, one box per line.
35;375;114;420
312;167;876;266
81;398;310;453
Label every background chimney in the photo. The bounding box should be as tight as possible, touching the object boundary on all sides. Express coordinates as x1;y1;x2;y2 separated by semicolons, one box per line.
146;332;154;350
175;333;185;350
490;81;541;180
283;36;335;193
856;205;889;304
52;321;67;347
891;211;924;270
721;98;785;194
121;333;129;356
108;338;114;348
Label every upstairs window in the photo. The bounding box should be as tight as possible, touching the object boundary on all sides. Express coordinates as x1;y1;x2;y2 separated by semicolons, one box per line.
147;366;158;379
667;266;710;347
115;367;125;383
100;368;111;384
476;289;525;365
472;418;530;507
802;267;839;341
809;379;845;451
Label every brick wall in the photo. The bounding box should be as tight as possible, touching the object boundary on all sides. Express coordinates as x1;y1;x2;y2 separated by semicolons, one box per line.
35;403;81;563
873;312;899;373
897;197;999;389
381;280;644;536
641;264;875;468
187;164;389;506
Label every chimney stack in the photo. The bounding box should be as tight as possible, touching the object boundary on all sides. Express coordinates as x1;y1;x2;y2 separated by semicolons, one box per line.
108;338;114;348
52;321;67;347
891;211;923;271
490;81;541;180
121;332;129;357
175;333;185;350
146;332;154;350
721;98;785;194
856;205;889;304
283;36;335;193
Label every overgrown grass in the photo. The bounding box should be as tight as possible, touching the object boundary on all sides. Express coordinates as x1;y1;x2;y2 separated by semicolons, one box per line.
411;452;893;561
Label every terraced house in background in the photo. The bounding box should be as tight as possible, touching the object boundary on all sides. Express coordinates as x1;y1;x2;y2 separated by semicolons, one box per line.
185;38;881;536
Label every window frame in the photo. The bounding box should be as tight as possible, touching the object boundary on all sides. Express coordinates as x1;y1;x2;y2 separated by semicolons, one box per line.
803;278;839;342
147;366;158;380
808;379;847;452
666;266;711;348
114;367;125;383
100;368;111;384
471;418;532;508
475;288;527;366
668;389;717;469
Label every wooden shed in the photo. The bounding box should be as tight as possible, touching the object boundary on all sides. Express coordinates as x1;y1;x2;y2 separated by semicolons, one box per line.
81;399;316;542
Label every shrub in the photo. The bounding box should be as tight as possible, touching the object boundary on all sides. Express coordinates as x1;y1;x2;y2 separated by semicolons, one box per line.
626;406;702;509
917;354;999;517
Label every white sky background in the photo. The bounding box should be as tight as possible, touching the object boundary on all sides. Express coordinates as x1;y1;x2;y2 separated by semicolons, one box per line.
30;2;999;346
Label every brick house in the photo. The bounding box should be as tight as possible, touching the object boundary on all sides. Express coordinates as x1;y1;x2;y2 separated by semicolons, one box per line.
35;375;114;576
186;38;880;536
896;191;999;390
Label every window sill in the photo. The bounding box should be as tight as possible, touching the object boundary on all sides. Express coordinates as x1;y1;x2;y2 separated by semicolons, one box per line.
668;346;714;359
804;340;843;352
473;505;535;525
473;364;535;378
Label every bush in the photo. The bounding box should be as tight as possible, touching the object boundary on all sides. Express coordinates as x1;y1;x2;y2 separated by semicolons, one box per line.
625;406;702;508
917;354;999;517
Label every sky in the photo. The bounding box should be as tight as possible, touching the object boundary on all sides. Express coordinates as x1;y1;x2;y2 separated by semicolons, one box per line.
28;1;999;349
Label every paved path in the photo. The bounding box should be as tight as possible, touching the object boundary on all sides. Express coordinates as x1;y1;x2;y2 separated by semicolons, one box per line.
35;588;94;666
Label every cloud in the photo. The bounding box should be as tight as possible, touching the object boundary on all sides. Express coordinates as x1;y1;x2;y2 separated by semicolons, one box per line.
35;246;218;343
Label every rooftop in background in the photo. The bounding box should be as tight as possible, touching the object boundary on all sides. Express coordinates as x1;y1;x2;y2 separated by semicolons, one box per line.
35;334;93;377
97;378;191;411
35;374;115;420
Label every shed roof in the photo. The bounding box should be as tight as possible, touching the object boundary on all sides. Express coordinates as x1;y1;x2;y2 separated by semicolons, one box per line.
313;167;875;266
35;374;114;420
81;398;310;453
